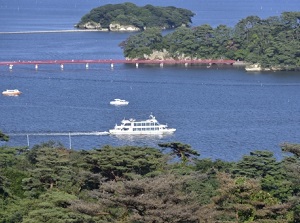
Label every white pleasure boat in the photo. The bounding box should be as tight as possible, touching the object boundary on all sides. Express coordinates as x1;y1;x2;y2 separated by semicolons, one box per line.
2;89;22;96
109;114;176;135
110;98;129;106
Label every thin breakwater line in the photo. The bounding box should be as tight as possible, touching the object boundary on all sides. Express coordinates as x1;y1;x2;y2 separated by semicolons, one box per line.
0;29;103;34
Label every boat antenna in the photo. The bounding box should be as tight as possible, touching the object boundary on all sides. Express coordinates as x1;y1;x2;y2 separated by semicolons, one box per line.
149;112;155;119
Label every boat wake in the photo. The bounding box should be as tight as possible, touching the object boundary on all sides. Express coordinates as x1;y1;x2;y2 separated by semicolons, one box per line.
8;131;110;136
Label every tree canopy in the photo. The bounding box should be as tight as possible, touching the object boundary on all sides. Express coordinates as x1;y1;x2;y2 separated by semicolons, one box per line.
1;141;300;222
0;131;9;142
77;3;194;31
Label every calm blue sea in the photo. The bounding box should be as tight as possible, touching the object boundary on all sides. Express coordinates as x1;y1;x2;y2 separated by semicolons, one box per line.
0;0;300;161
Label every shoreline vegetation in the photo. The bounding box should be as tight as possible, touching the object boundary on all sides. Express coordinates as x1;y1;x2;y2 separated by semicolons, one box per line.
120;11;300;71
76;3;299;71
1;139;300;222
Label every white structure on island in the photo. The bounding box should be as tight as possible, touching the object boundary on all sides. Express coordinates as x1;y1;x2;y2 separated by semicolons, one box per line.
245;63;262;72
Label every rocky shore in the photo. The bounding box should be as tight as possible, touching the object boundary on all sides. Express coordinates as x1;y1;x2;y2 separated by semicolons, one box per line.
76;22;140;32
244;63;293;72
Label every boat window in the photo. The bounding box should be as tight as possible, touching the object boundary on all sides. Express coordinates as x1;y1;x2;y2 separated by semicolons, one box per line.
124;123;131;126
155;123;159;126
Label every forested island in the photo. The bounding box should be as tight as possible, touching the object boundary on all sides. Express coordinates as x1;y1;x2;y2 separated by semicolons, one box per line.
76;3;299;71
76;2;194;31
1;128;300;222
121;11;300;71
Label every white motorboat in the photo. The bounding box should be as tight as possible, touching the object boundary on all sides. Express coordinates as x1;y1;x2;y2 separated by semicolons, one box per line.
2;89;22;96
109;114;176;135
110;98;129;106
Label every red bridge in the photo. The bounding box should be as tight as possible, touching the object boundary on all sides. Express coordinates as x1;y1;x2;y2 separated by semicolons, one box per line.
0;59;236;70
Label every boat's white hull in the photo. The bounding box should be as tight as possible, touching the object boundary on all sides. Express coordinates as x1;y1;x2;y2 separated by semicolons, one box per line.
2;91;21;96
109;129;176;135
110;102;129;105
2;93;20;96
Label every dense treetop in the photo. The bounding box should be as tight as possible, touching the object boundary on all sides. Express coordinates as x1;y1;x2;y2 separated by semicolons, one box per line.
0;131;9;142
1;140;300;222
76;2;194;30
121;11;300;70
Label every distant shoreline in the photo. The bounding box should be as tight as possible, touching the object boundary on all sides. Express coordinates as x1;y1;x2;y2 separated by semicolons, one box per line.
0;29;103;35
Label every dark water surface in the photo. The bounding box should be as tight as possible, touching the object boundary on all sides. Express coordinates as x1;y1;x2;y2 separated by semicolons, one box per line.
0;0;299;161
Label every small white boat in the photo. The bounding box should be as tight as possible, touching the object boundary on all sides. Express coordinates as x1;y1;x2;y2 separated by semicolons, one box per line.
110;98;129;106
109;114;176;135
2;89;22;96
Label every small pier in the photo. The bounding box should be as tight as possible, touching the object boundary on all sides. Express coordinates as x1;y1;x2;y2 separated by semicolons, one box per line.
0;59;236;70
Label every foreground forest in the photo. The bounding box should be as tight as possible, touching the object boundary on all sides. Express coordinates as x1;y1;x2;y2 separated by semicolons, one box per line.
1;139;300;222
121;11;300;70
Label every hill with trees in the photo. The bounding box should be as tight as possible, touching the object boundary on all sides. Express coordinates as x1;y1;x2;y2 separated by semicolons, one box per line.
76;2;194;31
121;11;300;71
1;140;300;222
